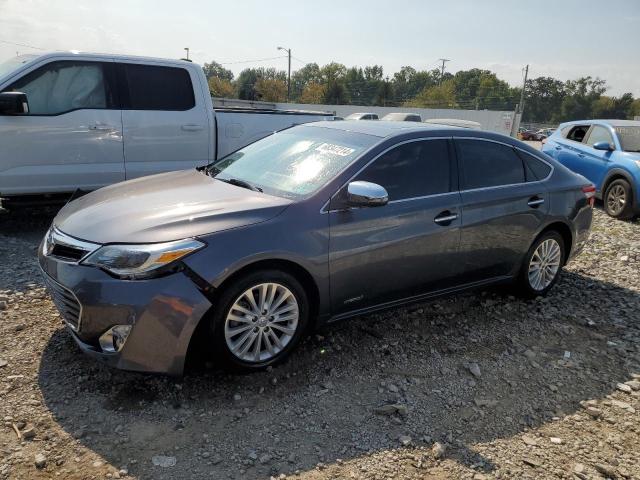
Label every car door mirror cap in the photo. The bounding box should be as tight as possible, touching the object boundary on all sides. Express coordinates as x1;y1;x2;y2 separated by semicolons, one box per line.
593;141;614;151
347;181;389;207
0;91;29;115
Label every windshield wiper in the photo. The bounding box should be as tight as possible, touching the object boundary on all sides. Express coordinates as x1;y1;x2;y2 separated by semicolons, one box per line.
218;177;263;192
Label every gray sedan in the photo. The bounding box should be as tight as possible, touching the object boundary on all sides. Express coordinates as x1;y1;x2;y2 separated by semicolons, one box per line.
39;121;594;375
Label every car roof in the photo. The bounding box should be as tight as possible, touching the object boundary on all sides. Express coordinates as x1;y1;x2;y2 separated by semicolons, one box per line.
308;120;463;138
23;51;194;68
561;119;640;128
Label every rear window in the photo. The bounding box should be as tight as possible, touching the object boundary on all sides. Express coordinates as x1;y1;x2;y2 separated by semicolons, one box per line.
564;125;590;143
457;139;525;190
516;150;552;181
122;64;195;111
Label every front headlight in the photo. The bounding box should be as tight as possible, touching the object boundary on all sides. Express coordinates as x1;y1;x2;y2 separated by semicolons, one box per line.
82;238;205;278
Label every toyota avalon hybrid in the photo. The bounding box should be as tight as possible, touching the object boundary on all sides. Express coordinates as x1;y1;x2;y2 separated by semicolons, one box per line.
39;121;594;375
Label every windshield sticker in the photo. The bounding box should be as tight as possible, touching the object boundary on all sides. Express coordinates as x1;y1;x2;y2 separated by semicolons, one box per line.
315;143;355;157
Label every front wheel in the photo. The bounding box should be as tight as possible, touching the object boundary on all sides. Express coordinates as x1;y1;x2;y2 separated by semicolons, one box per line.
517;231;565;298
604;179;634;220
210;270;309;370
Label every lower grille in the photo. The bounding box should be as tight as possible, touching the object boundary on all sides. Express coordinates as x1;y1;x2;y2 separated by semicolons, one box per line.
42;274;82;331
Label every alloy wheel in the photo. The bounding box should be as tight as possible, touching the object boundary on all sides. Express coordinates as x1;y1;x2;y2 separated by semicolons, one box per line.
224;282;299;363
607;184;626;216
528;238;561;291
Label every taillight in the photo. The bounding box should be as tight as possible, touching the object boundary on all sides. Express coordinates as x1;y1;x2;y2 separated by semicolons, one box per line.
582;184;596;207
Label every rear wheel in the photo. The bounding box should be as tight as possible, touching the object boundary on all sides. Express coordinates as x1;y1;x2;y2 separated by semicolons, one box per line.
604;178;634;220
517;231;565;298
210;269;309;370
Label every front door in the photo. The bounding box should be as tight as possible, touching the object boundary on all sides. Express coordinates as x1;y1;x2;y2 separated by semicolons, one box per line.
581;125;615;191
328;138;462;315
0;59;124;196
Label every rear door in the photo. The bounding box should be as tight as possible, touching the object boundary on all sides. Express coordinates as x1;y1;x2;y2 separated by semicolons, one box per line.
0;59;124;195
119;62;210;179
455;138;550;282
554;124;591;175
328;138;462;315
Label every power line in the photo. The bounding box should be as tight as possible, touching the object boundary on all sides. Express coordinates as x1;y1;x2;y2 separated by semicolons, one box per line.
0;39;46;51
218;55;287;65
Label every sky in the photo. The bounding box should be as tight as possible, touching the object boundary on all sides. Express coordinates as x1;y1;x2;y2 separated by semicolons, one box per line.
1;0;639;96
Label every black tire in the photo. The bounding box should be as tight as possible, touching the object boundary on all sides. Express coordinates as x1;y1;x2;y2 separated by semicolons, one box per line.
516;231;565;298
604;178;635;220
209;269;309;371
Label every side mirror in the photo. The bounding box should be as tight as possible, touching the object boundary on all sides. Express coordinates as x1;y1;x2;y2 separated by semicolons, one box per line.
347;181;388;207
593;141;614;151
0;92;29;115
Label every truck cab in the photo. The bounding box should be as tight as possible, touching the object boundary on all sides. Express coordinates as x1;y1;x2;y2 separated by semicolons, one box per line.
0;52;332;206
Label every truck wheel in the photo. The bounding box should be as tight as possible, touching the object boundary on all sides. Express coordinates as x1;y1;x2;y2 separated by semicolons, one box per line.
517;231;565;298
210;269;309;370
604;179;634;220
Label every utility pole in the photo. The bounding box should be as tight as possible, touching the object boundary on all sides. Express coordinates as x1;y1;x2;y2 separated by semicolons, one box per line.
438;58;450;84
277;46;292;103
512;64;529;136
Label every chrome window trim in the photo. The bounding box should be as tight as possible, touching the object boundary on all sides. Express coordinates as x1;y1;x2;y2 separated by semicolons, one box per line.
323;136;453;213
43;226;101;264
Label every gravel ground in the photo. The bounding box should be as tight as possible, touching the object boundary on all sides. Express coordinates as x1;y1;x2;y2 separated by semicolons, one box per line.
0;207;639;480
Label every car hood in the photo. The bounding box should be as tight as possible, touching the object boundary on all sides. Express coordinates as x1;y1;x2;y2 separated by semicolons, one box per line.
54;170;293;244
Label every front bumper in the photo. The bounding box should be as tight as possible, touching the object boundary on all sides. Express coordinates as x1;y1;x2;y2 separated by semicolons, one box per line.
39;243;212;376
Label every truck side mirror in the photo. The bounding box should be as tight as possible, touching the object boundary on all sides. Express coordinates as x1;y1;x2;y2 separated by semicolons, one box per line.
0;92;29;115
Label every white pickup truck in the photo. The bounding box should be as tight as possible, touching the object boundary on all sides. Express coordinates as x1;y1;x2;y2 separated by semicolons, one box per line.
0;52;333;206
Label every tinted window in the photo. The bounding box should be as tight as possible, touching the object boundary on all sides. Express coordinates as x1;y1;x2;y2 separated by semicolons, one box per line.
123;64;194;110
565;125;590;143
587;126;614;146
516;150;552;181
457;139;525;189
5;61;113;114
356;139;451;200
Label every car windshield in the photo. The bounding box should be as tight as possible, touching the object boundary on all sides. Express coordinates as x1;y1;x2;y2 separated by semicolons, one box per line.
615;126;640;152
208;125;377;199
0;55;37;81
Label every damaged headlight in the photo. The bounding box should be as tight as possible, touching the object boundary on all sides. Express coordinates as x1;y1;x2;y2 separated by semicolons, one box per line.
82;238;205;279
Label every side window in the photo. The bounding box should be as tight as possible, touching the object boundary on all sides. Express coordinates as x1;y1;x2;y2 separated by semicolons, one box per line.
586;126;614;147
516;150;552;181
457;139;525;190
565;125;590;143
4;61;113;115
355;139;450;200
122;64;195;111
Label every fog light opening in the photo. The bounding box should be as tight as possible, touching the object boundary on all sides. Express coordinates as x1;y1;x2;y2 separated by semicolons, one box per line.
99;325;132;353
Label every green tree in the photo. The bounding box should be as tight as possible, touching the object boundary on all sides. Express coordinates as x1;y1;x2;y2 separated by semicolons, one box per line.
406;79;457;108
202;61;233;81
299;82;326;104
557;77;607;121
592;93;635;119
523;77;566;122
208;77;235;98
235;67;287;101
374;79;394;106
392;66;438;103
291;63;322;100
254;78;287;102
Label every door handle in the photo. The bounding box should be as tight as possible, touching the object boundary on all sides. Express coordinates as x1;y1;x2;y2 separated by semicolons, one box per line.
527;196;545;208
182;124;204;131
555;146;562;150
434;211;458;225
577;153;585;158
